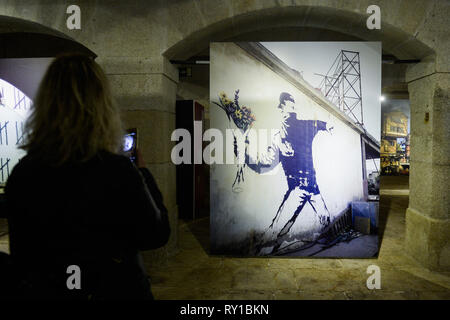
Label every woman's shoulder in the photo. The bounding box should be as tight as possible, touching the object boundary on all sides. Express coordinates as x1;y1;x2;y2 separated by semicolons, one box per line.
6;151;139;194
96;150;129;163
7;154;35;177
92;151;144;183
4;154;39;191
10;151;133;174
95;151;135;170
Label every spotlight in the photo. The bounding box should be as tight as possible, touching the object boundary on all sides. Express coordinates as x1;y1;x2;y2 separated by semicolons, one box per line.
380;96;386;102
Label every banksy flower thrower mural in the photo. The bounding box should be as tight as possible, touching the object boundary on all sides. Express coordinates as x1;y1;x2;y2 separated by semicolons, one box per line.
213;90;255;192
213;89;335;255
209;42;380;258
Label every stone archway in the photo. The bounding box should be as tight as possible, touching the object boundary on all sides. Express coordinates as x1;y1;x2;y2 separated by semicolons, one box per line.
0;15;96;99
0;15;96;58
163;5;434;61
163;2;449;270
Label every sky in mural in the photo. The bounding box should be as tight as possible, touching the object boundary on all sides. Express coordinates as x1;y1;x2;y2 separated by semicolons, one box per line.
261;42;381;141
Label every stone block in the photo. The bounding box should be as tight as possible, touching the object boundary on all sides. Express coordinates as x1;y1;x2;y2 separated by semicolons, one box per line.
391;36;434;61
317;7;368;39
164;17;229;60
405;207;450;271
195;0;233;26
98;56;178;84
408;69;435;109
408;73;450;165
109;73;177;113
377;28;418;61
429;164;450;220
120;110;175;164
406;57;436;83
409;73;450;112
411;0;450;72
231;0;279;16
81;1;170;57
396;0;434;37
165;0;206;39
409;161;449;220
409;133;432;163
432;90;450;166
436;41;450;73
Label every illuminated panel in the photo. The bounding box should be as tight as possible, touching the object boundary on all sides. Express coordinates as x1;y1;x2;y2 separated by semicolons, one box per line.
0;78;32;185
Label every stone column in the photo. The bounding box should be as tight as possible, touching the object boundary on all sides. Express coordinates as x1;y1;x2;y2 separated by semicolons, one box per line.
98;55;179;266
405;58;450;270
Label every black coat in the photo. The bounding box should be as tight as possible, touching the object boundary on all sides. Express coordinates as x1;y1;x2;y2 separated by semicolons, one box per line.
4;151;170;300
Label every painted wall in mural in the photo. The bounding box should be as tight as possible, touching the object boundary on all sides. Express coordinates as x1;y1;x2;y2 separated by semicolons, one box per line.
0;79;31;185
210;42;380;256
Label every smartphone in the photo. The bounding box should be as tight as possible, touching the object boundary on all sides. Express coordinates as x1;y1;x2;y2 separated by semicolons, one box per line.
123;128;137;163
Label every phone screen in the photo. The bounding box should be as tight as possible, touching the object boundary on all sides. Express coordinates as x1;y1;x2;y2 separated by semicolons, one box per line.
123;128;137;163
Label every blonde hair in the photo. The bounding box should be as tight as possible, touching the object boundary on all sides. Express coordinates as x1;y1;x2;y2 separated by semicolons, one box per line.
21;54;123;165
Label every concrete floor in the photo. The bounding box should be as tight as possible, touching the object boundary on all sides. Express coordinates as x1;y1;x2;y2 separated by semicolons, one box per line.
1;175;449;299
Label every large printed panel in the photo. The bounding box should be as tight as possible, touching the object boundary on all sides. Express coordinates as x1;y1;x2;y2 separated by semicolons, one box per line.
210;42;381;257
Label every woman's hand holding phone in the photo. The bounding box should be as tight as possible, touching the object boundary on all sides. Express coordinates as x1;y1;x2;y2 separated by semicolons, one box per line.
136;148;145;168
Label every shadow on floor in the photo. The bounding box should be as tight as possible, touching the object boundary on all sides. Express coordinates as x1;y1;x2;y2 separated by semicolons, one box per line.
376;175;409;253
0;219;8;238
184;174;411;259
186;213;383;259
184;217;211;254
378;195;391;251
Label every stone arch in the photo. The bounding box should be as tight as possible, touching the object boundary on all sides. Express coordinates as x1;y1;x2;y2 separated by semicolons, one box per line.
0;15;96;58
163;5;434;61
0;15;96;99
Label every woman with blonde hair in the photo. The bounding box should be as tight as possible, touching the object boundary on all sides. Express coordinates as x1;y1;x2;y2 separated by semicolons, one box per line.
5;54;170;299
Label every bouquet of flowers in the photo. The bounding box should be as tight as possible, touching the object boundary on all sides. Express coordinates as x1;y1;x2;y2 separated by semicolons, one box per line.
213;90;255;192
215;90;255;132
